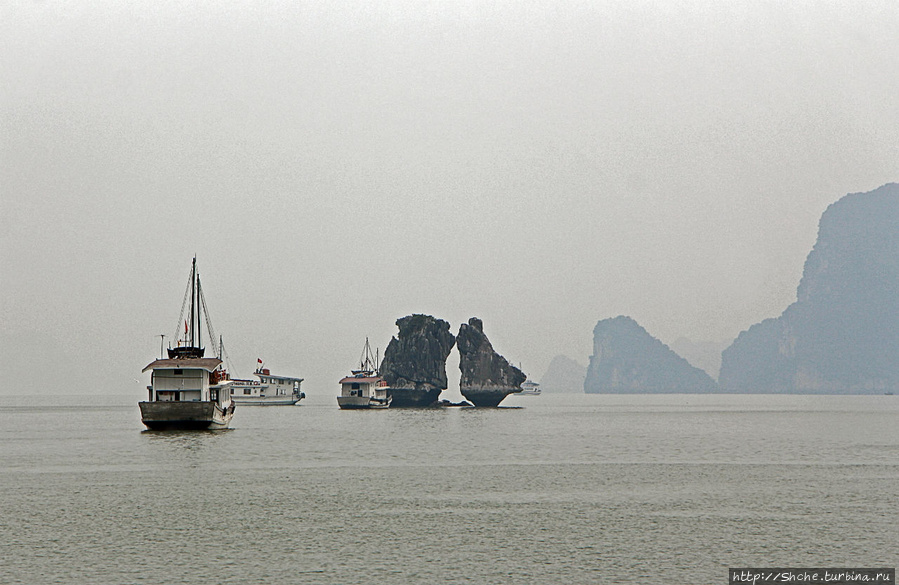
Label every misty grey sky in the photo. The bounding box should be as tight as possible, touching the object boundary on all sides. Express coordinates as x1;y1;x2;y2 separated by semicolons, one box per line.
2;0;897;396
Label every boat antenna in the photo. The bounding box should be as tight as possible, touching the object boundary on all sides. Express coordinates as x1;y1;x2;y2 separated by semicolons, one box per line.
219;336;236;375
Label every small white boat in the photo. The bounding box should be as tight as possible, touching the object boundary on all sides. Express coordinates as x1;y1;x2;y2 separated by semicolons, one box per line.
517;379;541;396
139;258;235;430
229;363;305;406
338;338;391;409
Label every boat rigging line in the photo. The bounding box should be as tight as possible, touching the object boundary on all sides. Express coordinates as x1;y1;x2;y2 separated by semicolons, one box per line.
173;262;193;345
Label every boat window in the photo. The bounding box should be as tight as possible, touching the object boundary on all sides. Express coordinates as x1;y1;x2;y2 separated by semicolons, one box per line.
351;383;360;390
244;389;252;395
174;369;183;375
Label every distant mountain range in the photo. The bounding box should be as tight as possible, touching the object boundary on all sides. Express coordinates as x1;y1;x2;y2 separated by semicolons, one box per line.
719;183;899;393
577;183;899;394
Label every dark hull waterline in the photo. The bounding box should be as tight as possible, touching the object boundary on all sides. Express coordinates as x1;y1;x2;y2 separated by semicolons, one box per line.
139;401;234;430
142;420;223;431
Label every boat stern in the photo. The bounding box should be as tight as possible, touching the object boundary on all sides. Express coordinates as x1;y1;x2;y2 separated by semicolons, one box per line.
139;401;234;430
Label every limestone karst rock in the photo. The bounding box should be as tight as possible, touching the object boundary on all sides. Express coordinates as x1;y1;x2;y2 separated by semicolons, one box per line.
379;314;456;407
584;316;719;393
719;183;899;393
457;317;527;407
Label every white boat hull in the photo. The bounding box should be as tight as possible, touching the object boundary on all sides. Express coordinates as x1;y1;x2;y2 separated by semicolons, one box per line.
231;393;304;406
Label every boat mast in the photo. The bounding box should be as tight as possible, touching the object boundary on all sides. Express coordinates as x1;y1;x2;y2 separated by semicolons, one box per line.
360;337;379;373
167;258;209;359
189;257;196;348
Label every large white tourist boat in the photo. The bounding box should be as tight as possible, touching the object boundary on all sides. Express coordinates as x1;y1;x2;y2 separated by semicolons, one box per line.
337;338;391;409
229;361;305;405
518;379;541;396
139;258;235;430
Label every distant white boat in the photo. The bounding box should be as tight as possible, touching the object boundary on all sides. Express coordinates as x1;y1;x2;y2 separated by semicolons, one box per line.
518;380;541;396
229;363;305;406
337;338;391;409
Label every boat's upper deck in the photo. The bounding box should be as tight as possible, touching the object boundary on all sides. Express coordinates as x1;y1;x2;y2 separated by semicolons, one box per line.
142;357;222;373
339;375;381;385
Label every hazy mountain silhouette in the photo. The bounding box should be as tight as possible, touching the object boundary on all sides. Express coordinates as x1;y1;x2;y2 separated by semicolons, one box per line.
719;183;899;393
585;316;719;393
539;355;587;393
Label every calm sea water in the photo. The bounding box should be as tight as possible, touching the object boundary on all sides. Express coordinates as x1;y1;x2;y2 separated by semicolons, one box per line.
1;392;896;584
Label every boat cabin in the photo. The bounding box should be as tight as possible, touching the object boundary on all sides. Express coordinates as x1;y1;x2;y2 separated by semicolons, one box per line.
339;375;389;401
142;357;226;403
